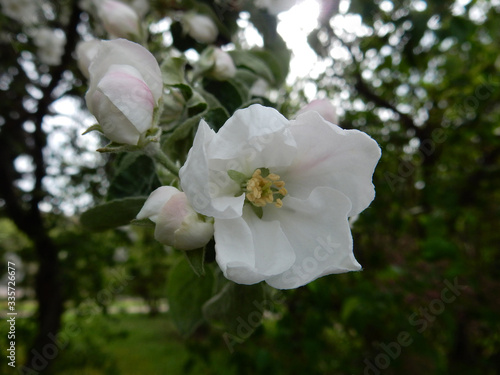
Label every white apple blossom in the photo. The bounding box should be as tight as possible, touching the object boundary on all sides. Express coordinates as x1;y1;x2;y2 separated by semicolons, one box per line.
33;28;66;66
255;0;297;15
137;187;214;250
297;99;338;124
95;0;141;39
180;104;380;289
183;13;218;44
85;39;162;145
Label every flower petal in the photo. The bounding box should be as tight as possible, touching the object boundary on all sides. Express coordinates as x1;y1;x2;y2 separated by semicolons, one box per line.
286;111;381;216
85;89;141;145
214;205;296;285
154;192;213;250
180;120;245;219
264;187;360;289
89;39;162;103
97;64;155;134
208;104;297;175
180;120;246;219
136;186;180;222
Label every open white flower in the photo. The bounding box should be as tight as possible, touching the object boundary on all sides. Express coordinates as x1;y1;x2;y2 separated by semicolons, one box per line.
137;186;214;250
85;39;162;145
180;104;380;289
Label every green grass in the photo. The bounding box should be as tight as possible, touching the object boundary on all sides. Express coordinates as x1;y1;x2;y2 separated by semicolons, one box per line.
51;312;238;375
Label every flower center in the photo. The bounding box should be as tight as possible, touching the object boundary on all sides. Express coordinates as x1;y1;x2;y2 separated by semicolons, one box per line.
245;168;287;208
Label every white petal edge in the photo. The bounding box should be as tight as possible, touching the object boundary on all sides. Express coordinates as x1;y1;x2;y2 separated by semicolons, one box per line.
97;65;154;135
136;186;180;222
214;205;296;285
88;39;162;103
207;104;297;174
85;89;140;145
265;186;360;289
287;110;381;217
180;120;246;219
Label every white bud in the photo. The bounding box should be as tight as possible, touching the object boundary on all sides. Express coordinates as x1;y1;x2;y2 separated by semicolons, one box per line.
76;40;101;78
137;187;214;250
297;99;338;124
85;39;163;145
211;48;236;80
183;13;218;44
96;0;141;39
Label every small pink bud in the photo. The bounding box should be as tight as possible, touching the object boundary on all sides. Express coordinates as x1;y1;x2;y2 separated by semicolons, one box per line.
297;99;338;124
137;187;214;250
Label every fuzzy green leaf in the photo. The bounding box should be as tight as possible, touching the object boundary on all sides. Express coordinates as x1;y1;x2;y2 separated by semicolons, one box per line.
166;259;215;337
227;169;248;185
184;247;206;277
80;197;147;231
202;282;265;337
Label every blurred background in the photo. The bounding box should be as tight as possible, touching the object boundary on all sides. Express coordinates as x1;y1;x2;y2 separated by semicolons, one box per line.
1;0;499;374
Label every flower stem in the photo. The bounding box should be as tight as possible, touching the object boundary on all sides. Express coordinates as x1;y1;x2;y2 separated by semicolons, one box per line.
143;142;180;177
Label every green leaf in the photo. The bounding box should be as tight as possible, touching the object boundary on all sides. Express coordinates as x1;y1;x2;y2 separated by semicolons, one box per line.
96;142;141;153
161;56;193;100
184;247;205;277
229;50;275;84
203;107;229;130
164;115;202;148
161;56;187;85
107;154;161;200
260;167;270;177
81;123;102;135
80;197;147;231
250;50;290;86
130;218;155;227
250;205;263;219
202;282;265;337
203;78;248;114
166;259;215;337
186;90;208;117
227;169;248;185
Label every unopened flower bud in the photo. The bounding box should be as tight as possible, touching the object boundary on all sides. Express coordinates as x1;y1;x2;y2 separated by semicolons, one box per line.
297;99;338;124
137;187;214;250
85;39;163;145
183;13;218;44
76;39;101;78
211;48;236;80
96;0;141;40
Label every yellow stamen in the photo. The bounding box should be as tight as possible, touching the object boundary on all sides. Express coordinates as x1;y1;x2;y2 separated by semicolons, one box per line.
245;168;287;209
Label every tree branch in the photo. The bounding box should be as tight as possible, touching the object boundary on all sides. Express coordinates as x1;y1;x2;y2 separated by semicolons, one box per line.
31;1;82;212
